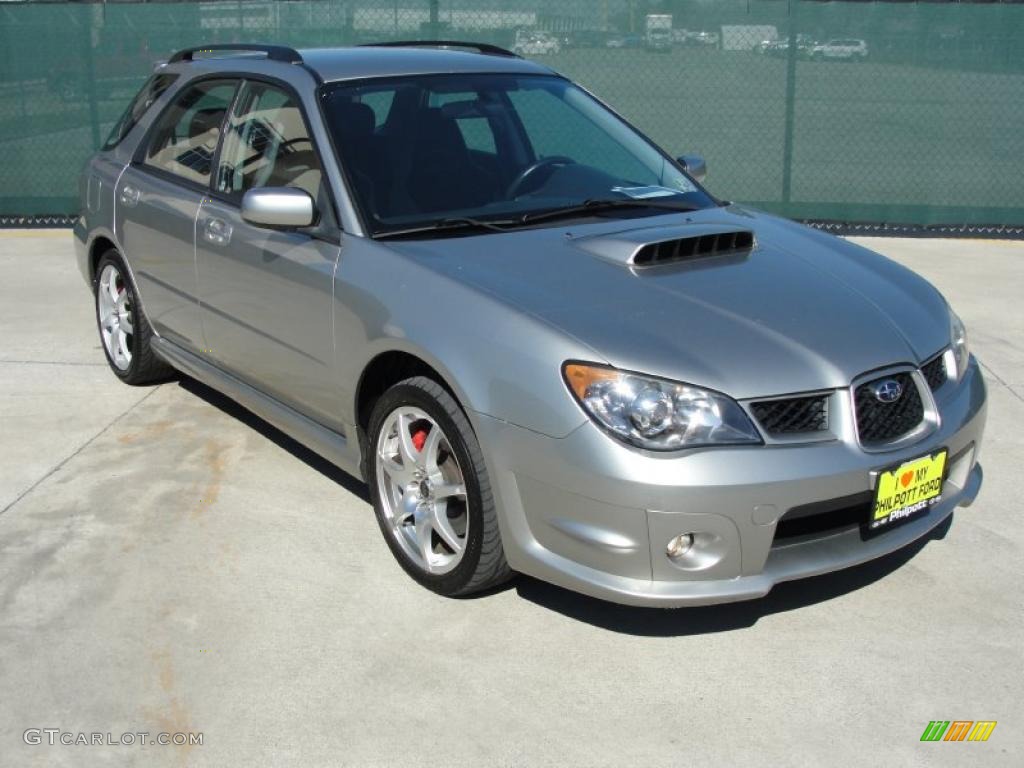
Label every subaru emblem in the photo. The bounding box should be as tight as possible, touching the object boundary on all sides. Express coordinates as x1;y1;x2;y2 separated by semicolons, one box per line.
873;379;903;404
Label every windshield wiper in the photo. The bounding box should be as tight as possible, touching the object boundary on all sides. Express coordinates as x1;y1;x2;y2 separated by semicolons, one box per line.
374;199;701;239
519;198;701;225
375;216;516;240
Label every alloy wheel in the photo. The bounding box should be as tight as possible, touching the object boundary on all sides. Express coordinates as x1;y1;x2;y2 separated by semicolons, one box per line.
97;263;133;371
375;406;469;575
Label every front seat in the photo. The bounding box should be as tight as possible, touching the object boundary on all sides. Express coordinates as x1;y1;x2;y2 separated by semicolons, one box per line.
323;98;385;218
404;108;497;215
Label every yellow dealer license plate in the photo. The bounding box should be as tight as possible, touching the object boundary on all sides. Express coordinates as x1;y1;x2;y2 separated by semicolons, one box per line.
871;449;948;530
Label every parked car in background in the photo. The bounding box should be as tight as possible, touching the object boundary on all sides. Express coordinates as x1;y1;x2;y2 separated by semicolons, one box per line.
606;34;644;49
758;34;817;58
811;38;868;61
513;30;561;56
686;30;719;48
75;41;985;608
564;30;608;49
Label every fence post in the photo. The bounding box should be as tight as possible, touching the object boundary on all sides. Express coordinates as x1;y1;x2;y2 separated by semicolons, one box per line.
780;0;798;209
428;0;439;39
82;3;101;150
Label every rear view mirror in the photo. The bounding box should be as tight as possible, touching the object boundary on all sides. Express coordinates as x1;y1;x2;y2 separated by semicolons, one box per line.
241;187;316;229
677;154;707;184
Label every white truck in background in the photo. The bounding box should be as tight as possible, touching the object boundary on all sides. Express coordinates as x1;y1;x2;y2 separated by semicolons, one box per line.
645;14;673;52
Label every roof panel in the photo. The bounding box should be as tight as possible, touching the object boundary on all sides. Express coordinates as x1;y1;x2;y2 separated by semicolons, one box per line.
298;46;553;82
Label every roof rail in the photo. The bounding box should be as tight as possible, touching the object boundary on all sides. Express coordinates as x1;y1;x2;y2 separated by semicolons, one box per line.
360;40;520;59
169;44;303;64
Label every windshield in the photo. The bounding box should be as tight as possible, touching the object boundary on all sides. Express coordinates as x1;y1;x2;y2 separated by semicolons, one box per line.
320;73;715;235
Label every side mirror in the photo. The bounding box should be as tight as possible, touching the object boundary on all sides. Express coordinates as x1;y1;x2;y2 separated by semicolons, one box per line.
241;187;316;229
677;153;707;185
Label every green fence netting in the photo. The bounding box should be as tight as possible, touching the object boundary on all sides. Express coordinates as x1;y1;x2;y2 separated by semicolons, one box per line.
1;0;1022;227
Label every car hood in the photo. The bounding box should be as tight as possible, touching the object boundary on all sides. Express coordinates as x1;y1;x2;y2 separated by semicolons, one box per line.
387;206;951;399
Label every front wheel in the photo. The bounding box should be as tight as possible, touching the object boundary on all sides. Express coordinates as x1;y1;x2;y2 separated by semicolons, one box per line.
367;376;512;597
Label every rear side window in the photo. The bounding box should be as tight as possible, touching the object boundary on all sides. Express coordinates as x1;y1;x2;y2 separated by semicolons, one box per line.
103;73;178;150
143;80;238;186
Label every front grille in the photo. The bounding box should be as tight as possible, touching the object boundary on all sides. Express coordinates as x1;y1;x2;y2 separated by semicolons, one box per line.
920;354;947;391
854;372;924;445
750;395;828;435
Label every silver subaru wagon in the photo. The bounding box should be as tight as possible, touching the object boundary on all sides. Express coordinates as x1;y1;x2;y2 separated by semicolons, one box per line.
74;42;987;607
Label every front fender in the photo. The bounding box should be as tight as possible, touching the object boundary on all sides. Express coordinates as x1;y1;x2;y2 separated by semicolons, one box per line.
334;236;595;439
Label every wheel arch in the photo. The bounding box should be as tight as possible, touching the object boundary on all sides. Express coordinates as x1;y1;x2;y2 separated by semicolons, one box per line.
88;233;118;281
355;349;467;435
353;347;478;480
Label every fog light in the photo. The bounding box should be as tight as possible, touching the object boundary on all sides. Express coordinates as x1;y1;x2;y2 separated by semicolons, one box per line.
666;533;694;559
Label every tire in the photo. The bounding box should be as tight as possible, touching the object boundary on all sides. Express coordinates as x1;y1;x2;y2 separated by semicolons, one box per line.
367;376;513;597
93;249;173;385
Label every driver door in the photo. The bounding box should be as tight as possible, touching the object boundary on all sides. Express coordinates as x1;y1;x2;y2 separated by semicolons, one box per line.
195;79;341;425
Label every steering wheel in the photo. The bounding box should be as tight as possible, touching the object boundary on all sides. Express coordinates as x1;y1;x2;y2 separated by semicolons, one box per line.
505;156;575;199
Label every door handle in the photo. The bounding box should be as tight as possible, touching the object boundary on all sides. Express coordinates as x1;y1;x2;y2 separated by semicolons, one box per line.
119;183;140;208
203;216;233;246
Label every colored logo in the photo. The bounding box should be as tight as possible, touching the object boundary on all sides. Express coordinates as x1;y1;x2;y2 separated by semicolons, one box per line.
873;378;903;403
920;721;997;742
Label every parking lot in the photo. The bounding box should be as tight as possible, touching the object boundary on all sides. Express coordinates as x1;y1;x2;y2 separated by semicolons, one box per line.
1;230;1021;766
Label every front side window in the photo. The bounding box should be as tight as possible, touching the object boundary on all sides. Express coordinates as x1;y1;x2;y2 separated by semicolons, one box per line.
215;82;323;202
104;72;178;150
144;80;237;185
321;73;715;235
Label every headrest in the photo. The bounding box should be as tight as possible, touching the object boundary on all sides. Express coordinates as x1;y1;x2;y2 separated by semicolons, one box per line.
326;99;375;140
417;108;466;154
189;107;224;139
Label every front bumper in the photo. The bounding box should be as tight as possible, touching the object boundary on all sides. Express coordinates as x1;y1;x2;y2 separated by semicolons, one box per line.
475;359;987;607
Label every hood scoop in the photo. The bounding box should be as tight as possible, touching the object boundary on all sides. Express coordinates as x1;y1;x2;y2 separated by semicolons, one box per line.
574;222;755;268
633;229;754;267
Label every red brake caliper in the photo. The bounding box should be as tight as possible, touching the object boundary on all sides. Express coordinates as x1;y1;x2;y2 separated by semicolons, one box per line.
411;428;429;453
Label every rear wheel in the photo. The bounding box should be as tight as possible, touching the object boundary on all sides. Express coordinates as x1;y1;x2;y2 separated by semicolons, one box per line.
94;250;173;385
367;376;512;597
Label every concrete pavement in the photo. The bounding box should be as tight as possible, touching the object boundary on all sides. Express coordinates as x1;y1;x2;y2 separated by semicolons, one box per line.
0;231;1021;767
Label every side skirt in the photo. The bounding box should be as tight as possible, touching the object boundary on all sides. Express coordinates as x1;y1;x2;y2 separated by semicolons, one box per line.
152;336;364;482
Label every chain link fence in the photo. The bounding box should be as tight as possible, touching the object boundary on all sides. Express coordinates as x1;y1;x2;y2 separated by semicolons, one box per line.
1;0;1022;229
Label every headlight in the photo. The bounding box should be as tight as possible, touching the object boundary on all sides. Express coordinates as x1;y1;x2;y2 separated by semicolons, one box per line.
948;310;969;381
563;363;762;451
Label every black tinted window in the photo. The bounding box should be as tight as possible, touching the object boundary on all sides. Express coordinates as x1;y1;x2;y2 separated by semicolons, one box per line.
322;74;714;235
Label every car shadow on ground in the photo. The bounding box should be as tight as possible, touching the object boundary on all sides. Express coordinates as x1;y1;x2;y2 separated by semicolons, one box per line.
513;515;953;636
177;374;953;637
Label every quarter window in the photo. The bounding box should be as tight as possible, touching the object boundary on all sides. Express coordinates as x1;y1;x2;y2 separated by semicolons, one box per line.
144;80;237;185
104;73;178;150
215;82;323;201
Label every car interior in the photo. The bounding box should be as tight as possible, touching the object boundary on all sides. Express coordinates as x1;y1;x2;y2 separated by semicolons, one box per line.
321;76;676;229
324;87;511;221
145;83;235;184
